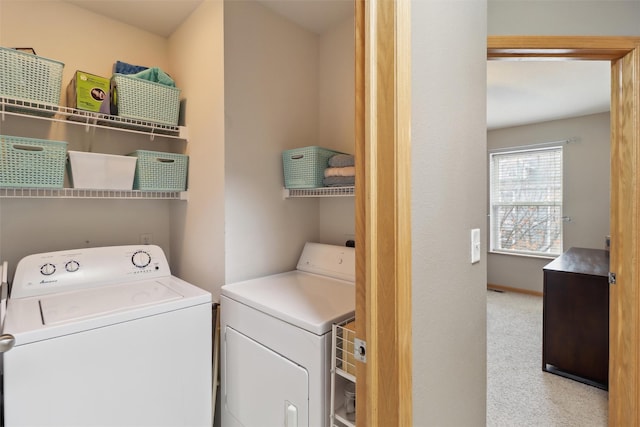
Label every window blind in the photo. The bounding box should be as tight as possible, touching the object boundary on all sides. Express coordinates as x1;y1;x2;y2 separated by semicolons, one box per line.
489;146;563;257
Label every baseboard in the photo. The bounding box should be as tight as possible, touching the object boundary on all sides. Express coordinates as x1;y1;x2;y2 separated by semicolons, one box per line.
487;283;543;297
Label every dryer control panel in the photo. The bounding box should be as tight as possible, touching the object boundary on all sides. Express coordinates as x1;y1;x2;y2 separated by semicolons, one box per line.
11;245;170;299
296;242;355;282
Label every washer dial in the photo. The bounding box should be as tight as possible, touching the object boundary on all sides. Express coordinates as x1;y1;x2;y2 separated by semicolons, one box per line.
65;260;80;272
131;250;152;268
40;263;56;276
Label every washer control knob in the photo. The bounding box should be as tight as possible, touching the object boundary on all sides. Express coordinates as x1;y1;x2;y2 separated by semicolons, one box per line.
132;250;152;268
40;263;56;276
65;260;80;272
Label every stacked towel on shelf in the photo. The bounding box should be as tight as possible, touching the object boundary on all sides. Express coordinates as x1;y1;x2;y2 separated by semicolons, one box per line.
323;154;355;187
329;153;355;168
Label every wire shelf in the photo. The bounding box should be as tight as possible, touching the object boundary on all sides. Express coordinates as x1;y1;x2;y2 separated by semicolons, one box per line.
283;186;354;198
0;97;187;141
330;317;356;427
334;318;357;381
0;188;187;200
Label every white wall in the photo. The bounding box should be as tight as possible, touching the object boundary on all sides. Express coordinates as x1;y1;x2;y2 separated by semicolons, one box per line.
224;1;321;283
487;113;611;293
0;1;174;278
318;17;355;246
318;17;354;154
412;1;487;425
489;0;640;36
168;1;225;299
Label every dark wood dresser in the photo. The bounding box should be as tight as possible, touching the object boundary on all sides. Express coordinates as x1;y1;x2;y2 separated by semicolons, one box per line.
542;247;609;389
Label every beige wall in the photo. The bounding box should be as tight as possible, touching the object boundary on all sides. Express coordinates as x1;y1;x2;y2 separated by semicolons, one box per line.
489;0;640;36
0;1;169;105
318;17;355;247
223;2;355;283
0;1;174;278
223;1;321;283
167;1;225;299
412;1;488;425
487;113;611;293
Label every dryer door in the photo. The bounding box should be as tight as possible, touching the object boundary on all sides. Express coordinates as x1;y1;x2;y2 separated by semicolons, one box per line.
224;326;309;427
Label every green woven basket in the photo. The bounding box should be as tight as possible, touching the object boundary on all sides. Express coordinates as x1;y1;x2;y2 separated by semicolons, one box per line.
0;135;67;188
129;150;188;191
113;73;180;126
282;146;344;189
0;47;64;107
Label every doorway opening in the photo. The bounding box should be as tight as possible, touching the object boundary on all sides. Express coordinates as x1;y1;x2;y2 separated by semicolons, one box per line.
488;36;640;426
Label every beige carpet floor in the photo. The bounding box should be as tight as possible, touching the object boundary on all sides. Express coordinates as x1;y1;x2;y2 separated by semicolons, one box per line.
487;290;608;426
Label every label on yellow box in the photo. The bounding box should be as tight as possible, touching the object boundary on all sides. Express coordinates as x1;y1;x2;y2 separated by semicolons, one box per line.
67;71;110;112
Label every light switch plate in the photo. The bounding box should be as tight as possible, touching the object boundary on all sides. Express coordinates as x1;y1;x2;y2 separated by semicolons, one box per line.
471;228;481;264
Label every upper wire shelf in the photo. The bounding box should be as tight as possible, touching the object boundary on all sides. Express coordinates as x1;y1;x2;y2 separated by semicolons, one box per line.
0;97;187;141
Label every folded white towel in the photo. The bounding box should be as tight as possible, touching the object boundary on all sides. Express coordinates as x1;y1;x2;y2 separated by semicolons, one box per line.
324;166;355;178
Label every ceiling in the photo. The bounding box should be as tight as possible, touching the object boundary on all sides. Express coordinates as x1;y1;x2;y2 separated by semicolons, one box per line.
64;0;204;37
63;0;612;131
487;60;610;130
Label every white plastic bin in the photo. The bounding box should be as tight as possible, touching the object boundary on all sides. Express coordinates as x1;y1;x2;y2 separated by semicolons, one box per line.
67;151;136;190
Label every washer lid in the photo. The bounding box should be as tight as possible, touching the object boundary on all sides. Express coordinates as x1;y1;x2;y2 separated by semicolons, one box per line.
3;276;211;346
222;271;354;335
40;280;181;325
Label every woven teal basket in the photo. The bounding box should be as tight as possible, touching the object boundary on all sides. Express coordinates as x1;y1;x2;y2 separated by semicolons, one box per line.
112;73;180;126
282;146;344;189
129;150;187;191
0;135;67;188
0;47;64;108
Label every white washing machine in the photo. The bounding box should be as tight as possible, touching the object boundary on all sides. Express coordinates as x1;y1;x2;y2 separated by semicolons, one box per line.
220;242;355;427
1;245;212;427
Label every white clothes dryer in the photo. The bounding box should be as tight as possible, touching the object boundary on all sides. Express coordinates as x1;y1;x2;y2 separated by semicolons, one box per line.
1;245;212;427
221;242;355;427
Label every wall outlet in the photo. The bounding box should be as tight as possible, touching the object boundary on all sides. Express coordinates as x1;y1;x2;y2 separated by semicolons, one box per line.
140;233;153;245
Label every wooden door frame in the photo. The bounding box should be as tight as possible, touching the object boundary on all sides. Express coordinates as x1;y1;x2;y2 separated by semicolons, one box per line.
488;36;640;426
354;15;640;425
354;0;412;426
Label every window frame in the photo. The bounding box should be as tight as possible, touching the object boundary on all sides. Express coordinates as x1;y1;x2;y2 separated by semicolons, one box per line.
489;145;564;258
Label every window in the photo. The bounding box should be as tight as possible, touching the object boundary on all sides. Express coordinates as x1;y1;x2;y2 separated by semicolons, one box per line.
490;146;563;257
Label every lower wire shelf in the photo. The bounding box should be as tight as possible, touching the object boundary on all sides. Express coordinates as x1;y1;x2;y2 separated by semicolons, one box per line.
330;317;356;427
333;405;356;427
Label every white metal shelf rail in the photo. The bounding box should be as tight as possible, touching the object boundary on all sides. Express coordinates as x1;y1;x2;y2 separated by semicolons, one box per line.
283;186;354;199
0;188;188;200
0;97;187;141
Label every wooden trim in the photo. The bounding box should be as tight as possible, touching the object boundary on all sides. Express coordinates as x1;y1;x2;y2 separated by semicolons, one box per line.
609;44;640;426
487;283;543;297
356;0;412;425
488;36;640;60
396;1;412;426
354;0;366;425
488;35;640;427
